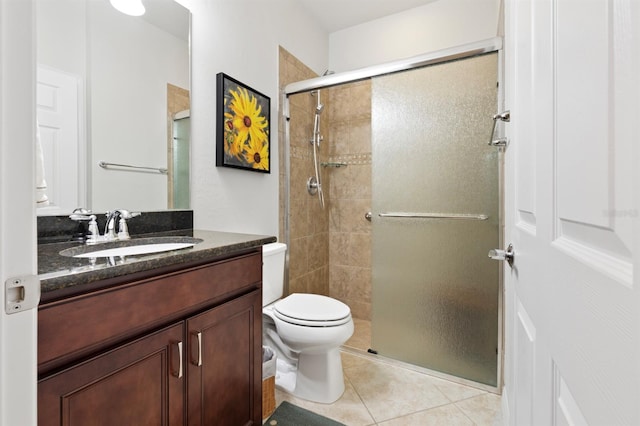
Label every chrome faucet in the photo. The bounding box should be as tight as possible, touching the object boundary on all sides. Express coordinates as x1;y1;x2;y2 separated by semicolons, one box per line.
69;208;141;244
104;209;141;241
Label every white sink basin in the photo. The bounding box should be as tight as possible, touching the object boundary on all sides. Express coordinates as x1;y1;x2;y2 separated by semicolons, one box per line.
59;236;203;259
73;243;196;258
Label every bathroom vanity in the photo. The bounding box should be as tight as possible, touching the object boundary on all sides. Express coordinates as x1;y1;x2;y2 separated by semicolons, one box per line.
37;229;275;426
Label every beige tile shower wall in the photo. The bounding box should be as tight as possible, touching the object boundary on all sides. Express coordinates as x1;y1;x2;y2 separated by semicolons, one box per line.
167;83;190;114
279;47;331;297
327;81;372;321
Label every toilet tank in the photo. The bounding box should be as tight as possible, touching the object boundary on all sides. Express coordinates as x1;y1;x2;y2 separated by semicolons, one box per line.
262;243;287;306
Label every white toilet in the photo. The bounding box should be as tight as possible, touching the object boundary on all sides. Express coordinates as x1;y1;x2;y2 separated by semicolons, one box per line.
262;242;354;404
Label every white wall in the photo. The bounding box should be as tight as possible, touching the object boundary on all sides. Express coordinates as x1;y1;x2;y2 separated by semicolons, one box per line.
329;0;501;72
36;0;86;76
185;0;328;236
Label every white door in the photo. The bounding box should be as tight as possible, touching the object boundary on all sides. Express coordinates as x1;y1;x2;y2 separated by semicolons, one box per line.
36;65;84;214
503;0;639;425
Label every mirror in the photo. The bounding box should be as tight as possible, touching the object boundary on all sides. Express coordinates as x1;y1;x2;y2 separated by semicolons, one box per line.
35;0;190;215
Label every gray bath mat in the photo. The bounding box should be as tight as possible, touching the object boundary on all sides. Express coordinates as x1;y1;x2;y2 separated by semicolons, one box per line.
264;401;346;426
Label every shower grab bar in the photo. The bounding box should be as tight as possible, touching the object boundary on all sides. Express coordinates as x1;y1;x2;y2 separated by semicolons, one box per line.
379;212;488;220
98;161;168;174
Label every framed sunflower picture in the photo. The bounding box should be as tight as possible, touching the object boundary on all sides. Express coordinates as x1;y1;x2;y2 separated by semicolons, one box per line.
216;73;271;173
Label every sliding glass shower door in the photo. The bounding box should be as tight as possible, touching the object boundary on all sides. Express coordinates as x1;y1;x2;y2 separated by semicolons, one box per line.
371;53;500;386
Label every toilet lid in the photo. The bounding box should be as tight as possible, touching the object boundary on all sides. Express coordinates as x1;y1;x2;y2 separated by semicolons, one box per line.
274;293;351;325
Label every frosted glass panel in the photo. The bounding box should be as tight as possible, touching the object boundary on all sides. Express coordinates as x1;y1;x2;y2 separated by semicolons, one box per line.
172;116;190;209
371;53;499;386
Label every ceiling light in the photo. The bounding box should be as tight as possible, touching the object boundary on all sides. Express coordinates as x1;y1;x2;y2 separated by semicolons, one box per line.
110;0;145;16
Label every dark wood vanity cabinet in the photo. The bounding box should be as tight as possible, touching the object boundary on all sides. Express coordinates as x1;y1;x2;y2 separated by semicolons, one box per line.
186;291;262;425
39;323;186;425
38;251;263;426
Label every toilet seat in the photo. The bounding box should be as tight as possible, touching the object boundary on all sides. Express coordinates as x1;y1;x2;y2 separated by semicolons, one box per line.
273;293;351;327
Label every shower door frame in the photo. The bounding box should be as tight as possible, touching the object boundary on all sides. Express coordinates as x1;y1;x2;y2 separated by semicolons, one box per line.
282;37;505;392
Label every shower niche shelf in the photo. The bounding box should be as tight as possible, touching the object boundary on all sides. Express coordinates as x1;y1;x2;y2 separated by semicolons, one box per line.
320;162;348;168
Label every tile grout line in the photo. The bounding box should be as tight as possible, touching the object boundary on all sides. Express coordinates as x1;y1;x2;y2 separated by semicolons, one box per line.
343;349;471;425
373;401;473;426
342;373;379;426
454;393;502;426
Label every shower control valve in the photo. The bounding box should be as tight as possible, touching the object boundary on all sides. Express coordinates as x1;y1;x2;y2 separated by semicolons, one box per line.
307;176;320;195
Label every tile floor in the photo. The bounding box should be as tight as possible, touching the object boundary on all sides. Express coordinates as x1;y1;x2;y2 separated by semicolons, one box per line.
271;318;503;426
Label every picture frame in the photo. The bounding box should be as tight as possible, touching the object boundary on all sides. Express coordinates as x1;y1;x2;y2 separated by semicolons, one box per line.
216;73;271;173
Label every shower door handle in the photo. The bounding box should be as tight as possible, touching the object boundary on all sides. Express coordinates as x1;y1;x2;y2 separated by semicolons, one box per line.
488;110;510;147
488;243;515;267
379;212;488;220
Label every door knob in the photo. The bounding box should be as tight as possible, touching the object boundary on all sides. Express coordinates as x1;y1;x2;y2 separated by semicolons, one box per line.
488;243;514;267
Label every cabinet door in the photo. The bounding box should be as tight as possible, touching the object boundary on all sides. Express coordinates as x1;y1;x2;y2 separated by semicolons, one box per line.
39;323;185;426
186;290;262;426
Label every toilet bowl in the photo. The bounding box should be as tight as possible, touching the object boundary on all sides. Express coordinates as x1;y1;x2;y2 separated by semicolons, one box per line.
262;243;354;403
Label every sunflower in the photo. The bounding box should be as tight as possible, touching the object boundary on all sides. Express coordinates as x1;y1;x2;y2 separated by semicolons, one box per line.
223;116;244;159
228;87;268;146
244;138;269;171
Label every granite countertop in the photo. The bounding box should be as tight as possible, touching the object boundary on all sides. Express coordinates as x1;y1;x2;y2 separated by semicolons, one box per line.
38;229;276;298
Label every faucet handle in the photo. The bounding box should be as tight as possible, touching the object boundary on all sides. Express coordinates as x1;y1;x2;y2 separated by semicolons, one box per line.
117;218;131;240
86;215;100;245
69;208;93;221
104;210;141;241
117;210;142;220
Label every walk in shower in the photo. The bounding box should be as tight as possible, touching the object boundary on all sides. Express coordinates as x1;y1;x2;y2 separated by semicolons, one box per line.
281;39;503;389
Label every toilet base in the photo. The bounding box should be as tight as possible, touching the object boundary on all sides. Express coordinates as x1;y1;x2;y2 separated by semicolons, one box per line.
275;347;345;404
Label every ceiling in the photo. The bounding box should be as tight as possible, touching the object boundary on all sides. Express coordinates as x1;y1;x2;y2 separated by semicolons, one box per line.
298;0;438;33
142;0;190;41
144;0;438;40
